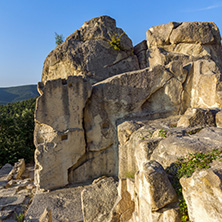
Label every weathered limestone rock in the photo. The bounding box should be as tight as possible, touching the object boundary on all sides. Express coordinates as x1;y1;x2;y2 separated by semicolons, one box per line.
25;185;84;222
85;65;178;152
146;22;222;110
134;40;148;69
117;121;143;145
170;22;221;45
146;22;181;47
39;208;52;222
151;127;222;168
42;16;139;84
34;76;92;190
147;47;192;71
177;108;216;127
84;65;185;181
191;59;222;108
216;110;222;127
139;161;177;211
81;177;118;222
111;178;135;222
68;145;117;184
134;161;179;222
32;17;222;222
147;21;221;60
7;159;25;181
180;161;222;222
117;116;180;179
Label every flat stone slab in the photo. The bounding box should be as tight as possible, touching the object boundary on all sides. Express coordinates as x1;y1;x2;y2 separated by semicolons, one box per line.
25;185;86;222
0;195;26;208
0;164;13;189
0;164;13;178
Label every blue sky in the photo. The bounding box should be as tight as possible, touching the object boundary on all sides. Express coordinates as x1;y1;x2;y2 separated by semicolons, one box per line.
0;0;222;87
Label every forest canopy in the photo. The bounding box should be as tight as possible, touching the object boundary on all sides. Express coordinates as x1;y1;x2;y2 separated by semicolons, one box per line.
0;97;36;168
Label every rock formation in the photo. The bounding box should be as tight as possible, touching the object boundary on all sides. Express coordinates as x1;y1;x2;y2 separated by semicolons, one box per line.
42;16;139;84
5;15;221;221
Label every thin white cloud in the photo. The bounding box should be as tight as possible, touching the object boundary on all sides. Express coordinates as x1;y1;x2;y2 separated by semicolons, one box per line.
185;3;222;12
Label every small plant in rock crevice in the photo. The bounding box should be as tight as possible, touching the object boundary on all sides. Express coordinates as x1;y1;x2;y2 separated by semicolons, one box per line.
158;129;167;138
166;149;222;222
109;32;125;51
16;212;25;222
124;171;135;179
184;128;202;136
141;130;154;140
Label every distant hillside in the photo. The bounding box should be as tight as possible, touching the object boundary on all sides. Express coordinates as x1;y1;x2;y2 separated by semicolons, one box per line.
0;85;39;105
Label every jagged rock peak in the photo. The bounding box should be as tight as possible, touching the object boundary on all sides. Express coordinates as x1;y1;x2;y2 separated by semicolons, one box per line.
42;15;139;84
66;15;118;41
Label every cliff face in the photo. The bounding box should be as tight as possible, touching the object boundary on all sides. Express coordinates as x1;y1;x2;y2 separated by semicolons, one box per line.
32;16;222;221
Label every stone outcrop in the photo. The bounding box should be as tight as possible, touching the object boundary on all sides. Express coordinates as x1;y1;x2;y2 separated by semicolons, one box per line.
42;16;139;84
180;160;222;222
29;16;222;222
146;22;222;110
134;161;179;222
6;159;25;181
146;22;222;62
115;112;222;221
34;76;92;190
81;177;118;222
177;108;217;127
25;185;85;222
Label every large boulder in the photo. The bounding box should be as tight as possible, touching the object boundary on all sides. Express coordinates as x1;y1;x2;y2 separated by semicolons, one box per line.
81;177;118;222
177;108;216;128
134;161;179;222
138;161;177;211
169;22;221;45
42;16;139;84
146;22;181;47
25;185;85;222
117;116;183;179
180;161;222;222
84;65;181;153
147;21;222;60
34;76;92;190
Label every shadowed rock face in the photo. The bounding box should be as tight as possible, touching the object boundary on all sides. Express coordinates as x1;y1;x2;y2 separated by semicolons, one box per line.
34;16;222;198
42;16;139;84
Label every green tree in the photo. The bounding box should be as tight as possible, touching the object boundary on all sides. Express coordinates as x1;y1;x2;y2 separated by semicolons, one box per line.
55;32;64;45
0;98;36;168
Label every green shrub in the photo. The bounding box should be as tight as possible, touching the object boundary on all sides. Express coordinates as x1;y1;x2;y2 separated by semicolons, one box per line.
16;213;25;222
158;129;167;138
109;32;125;51
0;98;36;168
55;32;64;46
124;171;135;179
